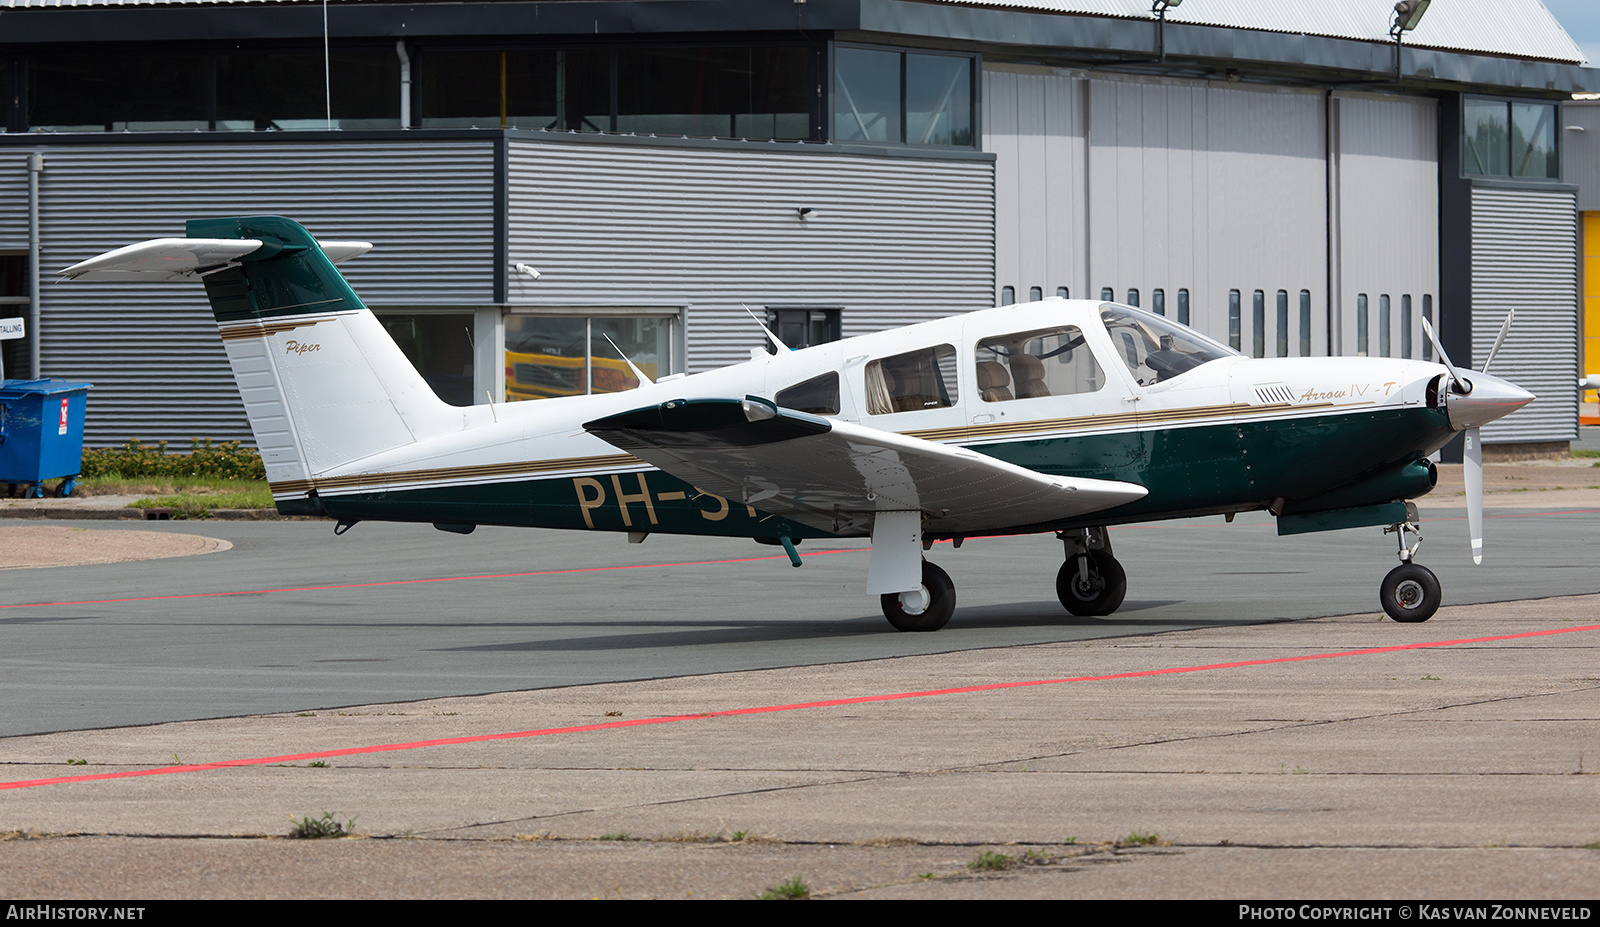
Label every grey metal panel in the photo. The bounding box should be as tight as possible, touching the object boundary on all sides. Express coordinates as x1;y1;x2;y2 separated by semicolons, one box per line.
984;64;1086;304
32;140;496;444
1333;93;1439;361
1084;75;1326;356
1471;185;1578;444
1564;102;1600;213
505;139;995;373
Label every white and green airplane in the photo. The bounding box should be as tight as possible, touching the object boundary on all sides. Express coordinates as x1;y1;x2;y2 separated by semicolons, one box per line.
61;216;1535;631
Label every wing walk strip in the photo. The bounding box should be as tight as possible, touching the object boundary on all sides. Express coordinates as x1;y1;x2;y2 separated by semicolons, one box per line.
269;400;1359;496
4;623;1594;792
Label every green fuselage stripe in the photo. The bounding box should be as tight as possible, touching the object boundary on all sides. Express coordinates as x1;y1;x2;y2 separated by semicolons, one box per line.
296;407;1453;538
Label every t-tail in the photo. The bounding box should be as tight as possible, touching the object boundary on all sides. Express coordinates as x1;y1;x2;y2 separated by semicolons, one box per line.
59;216;458;514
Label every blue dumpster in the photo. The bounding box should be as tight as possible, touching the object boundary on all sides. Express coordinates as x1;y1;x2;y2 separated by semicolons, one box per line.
0;378;93;498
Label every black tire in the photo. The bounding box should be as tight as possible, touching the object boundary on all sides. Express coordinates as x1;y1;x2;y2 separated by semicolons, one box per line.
1057;550;1128;617
880;561;956;632
1380;563;1441;623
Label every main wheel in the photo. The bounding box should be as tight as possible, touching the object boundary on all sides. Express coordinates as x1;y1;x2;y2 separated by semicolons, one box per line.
1380;563;1441;623
1057;550;1128;617
880;561;956;632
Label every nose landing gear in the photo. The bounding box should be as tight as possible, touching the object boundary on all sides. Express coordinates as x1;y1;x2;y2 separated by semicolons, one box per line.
1381;509;1441;622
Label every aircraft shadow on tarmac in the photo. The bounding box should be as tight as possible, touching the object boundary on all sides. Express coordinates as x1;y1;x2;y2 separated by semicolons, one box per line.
432;598;1286;654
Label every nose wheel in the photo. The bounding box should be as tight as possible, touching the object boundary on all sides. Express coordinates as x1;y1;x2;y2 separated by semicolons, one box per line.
1381;513;1440;622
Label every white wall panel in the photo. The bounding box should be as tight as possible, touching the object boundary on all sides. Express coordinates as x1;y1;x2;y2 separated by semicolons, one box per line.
1333;93;1439;361
985;64;1087;303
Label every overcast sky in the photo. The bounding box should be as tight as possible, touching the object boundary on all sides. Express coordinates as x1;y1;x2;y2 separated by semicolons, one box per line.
1542;0;1600;65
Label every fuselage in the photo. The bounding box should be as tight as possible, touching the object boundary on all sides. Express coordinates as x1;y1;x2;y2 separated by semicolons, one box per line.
285;299;1466;540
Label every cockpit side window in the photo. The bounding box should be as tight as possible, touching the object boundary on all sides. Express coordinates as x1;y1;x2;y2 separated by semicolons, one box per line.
776;371;840;415
1099;303;1237;386
864;344;959;414
975;326;1102;402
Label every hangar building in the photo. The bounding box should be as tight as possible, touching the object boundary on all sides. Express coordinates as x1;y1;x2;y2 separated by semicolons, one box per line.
0;0;1594;454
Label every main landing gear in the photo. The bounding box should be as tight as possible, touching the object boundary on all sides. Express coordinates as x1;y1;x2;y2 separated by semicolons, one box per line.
880;560;956;632
1380;509;1441;622
1056;527;1127;617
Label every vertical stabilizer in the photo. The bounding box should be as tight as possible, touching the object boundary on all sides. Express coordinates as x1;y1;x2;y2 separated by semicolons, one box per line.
60;217;461;498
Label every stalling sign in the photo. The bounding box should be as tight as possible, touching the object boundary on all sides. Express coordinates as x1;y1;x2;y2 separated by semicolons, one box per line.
0;317;23;341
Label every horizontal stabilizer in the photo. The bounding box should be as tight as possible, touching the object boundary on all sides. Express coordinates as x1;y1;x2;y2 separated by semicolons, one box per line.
58;237;372;281
585;397;1147;535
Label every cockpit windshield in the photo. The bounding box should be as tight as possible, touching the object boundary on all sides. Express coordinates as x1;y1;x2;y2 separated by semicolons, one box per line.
1098;303;1238;386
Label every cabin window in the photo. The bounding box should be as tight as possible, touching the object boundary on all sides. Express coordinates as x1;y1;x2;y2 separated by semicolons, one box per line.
776;371;840;415
864;344;958;414
975;326;1102;401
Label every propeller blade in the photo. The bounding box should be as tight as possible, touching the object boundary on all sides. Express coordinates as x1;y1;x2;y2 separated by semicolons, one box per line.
1464;426;1483;565
1421;316;1464;384
1482;310;1514;374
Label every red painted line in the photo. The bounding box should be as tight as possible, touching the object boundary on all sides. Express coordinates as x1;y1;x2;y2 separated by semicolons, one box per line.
5;622;1595;792
0;548;868;611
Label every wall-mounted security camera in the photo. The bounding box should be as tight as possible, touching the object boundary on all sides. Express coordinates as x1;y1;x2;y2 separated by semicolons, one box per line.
513;262;541;280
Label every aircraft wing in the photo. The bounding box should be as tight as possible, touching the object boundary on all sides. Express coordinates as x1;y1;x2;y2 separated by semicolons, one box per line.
584;397;1147;536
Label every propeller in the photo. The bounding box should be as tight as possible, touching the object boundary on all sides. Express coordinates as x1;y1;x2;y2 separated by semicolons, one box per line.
1421;311;1513;566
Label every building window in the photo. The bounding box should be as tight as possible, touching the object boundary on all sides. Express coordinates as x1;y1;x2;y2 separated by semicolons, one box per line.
1275;290;1289;358
1401;295;1413;359
1463;97;1558;180
1378;294;1391;357
219;48;399;131
1422;295;1434;361
1100;287;1114;301
1127;288;1140;308
1152;289;1165;316
28;55;210;132
1000;286;1015;306
1178;289;1190;325
1252;290;1265;359
1299;290;1312;357
1029;286;1043;302
766;307;841;352
378;312;477;407
1056;287;1069;299
1228;290;1241;352
618;46;810;140
503;312;678;401
833;45;974;147
1357;293;1369;357
0;253;27;378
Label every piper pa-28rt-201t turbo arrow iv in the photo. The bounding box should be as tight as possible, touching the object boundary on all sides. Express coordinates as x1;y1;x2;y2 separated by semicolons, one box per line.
61;217;1536;630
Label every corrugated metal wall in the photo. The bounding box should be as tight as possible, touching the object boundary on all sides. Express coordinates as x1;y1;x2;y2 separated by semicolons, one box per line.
1471;185;1579;443
1332;93;1439;360
505;139;996;373
0;153;31;250
28;141;496;444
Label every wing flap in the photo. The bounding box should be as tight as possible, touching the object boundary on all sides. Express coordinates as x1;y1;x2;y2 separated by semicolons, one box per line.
585;397;1146;535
